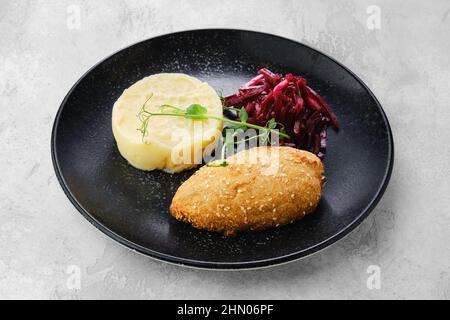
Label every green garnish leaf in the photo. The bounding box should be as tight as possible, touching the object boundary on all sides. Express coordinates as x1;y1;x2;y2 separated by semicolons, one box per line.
240;107;248;123
185;104;208;119
136;94;292;161
207;160;228;167
267;118;277;130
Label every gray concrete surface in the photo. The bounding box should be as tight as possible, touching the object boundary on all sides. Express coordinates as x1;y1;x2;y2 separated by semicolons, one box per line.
0;0;449;299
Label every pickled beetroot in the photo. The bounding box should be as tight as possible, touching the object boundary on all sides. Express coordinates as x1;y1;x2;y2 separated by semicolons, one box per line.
223;68;338;159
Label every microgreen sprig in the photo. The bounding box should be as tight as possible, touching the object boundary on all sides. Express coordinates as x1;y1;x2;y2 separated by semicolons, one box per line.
136;94;290;165
137;95;290;141
207;126;275;167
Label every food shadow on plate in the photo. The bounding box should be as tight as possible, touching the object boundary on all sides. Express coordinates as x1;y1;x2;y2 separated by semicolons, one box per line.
164;196;332;264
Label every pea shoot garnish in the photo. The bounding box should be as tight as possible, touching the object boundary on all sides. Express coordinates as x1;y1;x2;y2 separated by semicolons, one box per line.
137;94;290;166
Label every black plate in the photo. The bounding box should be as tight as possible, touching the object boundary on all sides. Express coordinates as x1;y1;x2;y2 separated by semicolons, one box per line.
52;29;393;269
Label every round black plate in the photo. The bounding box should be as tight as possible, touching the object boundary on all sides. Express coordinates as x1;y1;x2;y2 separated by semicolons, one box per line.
52;29;393;269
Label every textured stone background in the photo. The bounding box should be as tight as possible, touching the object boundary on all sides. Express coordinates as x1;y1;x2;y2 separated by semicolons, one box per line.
0;0;449;299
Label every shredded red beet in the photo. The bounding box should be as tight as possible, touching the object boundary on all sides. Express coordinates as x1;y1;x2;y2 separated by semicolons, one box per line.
223;68;338;159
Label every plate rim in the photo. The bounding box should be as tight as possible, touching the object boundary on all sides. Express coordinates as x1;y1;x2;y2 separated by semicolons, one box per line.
51;28;394;270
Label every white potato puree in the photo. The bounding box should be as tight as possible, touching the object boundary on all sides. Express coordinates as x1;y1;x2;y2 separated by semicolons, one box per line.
112;73;222;173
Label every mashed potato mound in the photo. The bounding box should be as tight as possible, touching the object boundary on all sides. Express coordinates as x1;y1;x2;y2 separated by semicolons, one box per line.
112;73;223;173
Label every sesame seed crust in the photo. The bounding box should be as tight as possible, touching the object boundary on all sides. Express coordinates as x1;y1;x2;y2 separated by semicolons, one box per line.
170;146;324;236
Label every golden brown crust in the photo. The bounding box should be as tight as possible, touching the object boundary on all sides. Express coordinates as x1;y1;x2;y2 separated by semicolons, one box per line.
170;146;324;236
